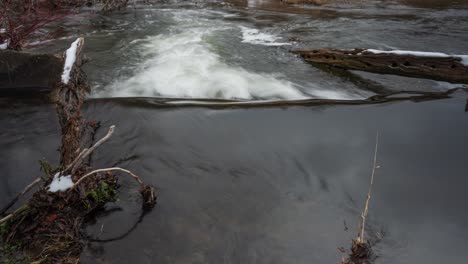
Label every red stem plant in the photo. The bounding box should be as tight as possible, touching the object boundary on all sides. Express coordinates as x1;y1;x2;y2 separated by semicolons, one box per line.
0;0;72;50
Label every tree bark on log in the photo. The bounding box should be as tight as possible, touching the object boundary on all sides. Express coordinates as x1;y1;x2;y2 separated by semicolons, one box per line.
294;49;468;84
50;37;92;167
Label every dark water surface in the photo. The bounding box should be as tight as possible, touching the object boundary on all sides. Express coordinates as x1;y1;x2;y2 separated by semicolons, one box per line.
2;93;467;263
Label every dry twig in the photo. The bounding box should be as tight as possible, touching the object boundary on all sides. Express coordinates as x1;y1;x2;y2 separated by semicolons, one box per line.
70;167;144;190
0;177;41;216
0;204;27;225
65;125;115;174
357;132;380;244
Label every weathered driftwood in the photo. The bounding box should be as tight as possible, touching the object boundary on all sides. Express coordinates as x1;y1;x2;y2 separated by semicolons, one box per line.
294;49;468;84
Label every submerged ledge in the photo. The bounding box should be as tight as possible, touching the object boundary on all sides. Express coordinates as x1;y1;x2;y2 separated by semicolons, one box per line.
87;87;467;109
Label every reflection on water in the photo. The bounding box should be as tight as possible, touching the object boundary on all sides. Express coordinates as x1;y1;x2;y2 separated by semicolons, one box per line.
2;94;467;264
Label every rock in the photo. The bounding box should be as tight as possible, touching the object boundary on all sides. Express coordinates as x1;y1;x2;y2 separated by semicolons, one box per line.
0;50;63;93
294;48;468;84
281;0;328;5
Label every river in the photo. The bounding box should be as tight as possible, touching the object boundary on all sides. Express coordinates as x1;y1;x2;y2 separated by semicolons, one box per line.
1;0;468;263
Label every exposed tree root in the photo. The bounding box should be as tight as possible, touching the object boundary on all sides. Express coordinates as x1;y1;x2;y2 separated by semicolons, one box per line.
342;239;375;264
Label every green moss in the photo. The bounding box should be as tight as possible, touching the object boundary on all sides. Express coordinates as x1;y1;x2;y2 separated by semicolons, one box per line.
0;241;29;264
0;222;9;240
39;159;56;180
86;182;118;205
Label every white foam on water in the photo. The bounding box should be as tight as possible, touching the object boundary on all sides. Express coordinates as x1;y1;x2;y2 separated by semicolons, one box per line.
240;26;291;46
97;10;359;101
100;28;306;100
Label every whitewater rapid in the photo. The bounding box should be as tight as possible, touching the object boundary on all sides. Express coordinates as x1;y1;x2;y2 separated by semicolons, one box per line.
96;9;362;100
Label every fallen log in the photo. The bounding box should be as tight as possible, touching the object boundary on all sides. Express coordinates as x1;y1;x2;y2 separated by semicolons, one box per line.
294;49;468;84
51;38;93;166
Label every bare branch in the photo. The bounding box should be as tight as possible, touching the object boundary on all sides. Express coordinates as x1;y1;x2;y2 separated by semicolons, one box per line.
357;131;379;244
70;167;144;191
63;147;88;173
68;125;115;174
0;177;41;216
0;204;28;225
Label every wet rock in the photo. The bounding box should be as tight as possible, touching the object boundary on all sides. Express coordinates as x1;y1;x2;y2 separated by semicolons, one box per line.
0;50;63;92
294;48;468;84
288;37;301;42
282;0;328;4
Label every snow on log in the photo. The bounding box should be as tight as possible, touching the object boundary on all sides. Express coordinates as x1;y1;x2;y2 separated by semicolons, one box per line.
61;38;82;84
294;48;468;84
0;40;8;50
53;37;91;166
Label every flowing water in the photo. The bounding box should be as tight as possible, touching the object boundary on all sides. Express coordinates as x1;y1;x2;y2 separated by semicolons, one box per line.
33;0;468;100
2;1;468;263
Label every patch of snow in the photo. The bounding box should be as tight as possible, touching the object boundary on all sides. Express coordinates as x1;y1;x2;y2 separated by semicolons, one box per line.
240;26;291;46
0;40;9;50
365;49;468;66
0;28;5;34
459;56;468;66
48;173;74;192
61;38;81;84
366;49;450;57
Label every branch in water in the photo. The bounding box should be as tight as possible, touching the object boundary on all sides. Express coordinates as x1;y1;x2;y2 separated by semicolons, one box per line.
70;167;143;190
69;167;157;209
357;131;380;244
0;177;41;216
64;125;115;174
